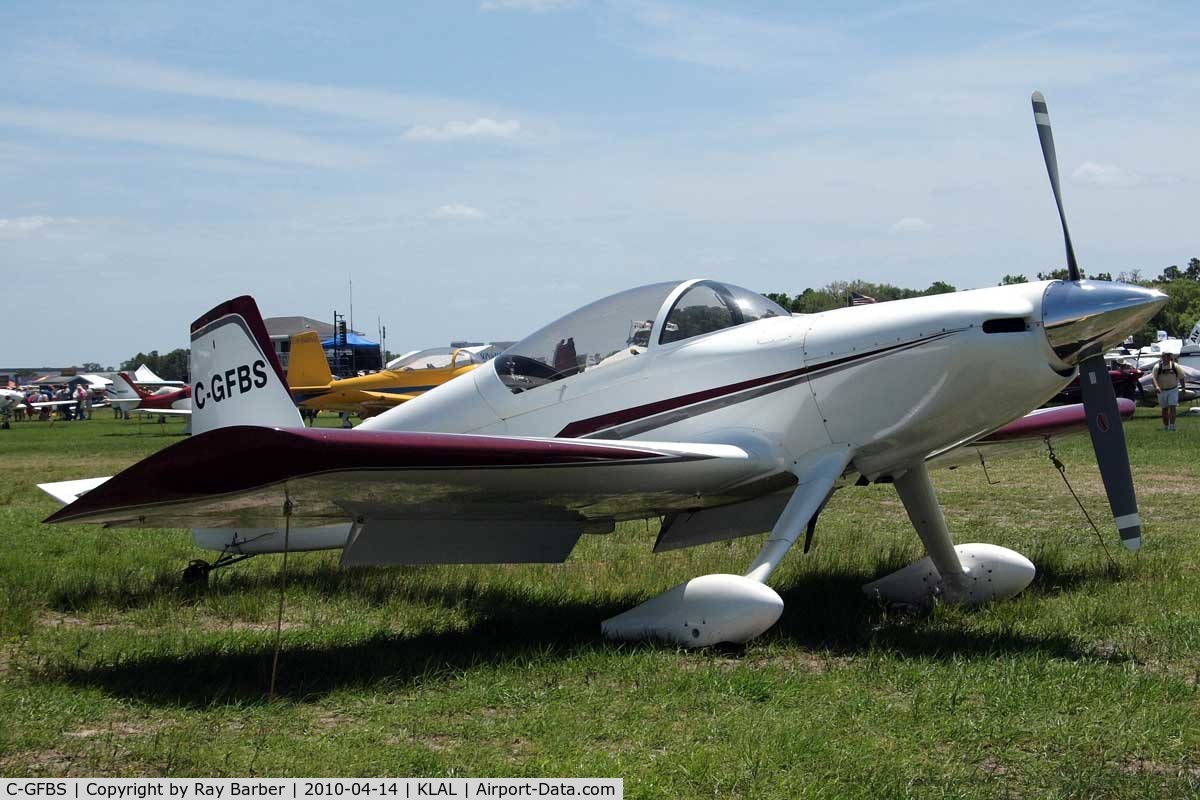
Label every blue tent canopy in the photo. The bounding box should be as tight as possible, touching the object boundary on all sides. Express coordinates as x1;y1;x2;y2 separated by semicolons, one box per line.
320;332;380;350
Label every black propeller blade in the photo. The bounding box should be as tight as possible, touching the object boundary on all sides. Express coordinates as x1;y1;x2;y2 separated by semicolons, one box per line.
1031;91;1081;282
1032;90;1141;551
1078;357;1141;550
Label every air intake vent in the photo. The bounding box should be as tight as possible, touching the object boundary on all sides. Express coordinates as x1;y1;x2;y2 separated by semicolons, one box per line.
983;318;1027;334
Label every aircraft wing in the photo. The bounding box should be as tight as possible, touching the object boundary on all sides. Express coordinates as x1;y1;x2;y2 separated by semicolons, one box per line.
41;427;785;562
131;407;192;416
927;399;1135;468
27;399;79;409
360;390;421;407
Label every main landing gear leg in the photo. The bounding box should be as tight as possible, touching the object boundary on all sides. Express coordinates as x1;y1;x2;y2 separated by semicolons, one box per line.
601;446;853;647
182;552;257;584
863;461;1035;606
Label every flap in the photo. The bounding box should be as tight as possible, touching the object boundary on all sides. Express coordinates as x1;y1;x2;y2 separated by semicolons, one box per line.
340;518;584;566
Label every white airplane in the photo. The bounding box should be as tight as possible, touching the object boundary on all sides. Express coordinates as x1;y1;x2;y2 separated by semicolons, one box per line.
0;387;84;422
132;364;186;388
106;372;192;417
39;93;1167;646
1129;322;1200;370
0;388;24;413
0;388;30;426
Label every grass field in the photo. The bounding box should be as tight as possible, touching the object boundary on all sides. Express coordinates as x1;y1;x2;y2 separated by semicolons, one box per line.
1;408;1198;797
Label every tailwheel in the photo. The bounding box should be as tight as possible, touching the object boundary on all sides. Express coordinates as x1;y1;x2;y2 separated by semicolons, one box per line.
181;552;256;584
182;559;212;584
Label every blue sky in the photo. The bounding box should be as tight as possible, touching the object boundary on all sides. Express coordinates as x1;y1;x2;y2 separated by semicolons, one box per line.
2;1;1197;366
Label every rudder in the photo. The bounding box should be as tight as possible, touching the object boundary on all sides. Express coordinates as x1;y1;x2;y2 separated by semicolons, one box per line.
109;372;147;401
286;331;334;388
190;296;303;434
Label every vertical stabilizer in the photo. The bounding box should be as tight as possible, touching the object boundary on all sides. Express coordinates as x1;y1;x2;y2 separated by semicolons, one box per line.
110;372;147;401
190;296;303;434
287;331;335;388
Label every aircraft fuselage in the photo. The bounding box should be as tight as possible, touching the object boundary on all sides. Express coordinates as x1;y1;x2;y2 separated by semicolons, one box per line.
361;280;1074;481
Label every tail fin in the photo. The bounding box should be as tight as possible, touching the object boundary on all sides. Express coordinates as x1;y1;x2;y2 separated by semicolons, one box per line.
190;296;303;434
286;331;334;388
109;372;147;401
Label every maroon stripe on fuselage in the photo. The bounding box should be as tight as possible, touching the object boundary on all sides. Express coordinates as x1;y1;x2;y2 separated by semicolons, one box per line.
190;296;289;389
555;332;956;438
45;426;697;523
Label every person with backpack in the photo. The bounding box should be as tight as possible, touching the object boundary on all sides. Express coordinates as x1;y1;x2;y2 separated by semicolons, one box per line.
1152;352;1187;431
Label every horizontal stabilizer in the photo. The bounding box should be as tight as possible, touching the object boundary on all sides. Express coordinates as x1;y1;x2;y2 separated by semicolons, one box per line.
38;477;112;505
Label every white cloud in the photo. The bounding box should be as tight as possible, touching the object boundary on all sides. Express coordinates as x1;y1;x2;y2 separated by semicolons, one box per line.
617;1;840;71
890;217;933;234
26;48;482;127
0;215;54;238
481;0;576;12
1072;161;1140;186
431;204;487;220
404;118;521;142
0;105;364;167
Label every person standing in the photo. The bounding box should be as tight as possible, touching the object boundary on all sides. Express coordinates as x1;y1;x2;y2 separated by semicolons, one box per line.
1151;352;1186;431
74;384;88;420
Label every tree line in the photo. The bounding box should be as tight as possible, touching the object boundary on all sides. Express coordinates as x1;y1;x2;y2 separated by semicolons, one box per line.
117;349;190;382
766;258;1200;347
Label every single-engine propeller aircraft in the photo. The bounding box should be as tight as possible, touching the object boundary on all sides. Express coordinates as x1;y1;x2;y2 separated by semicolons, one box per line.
40;93;1167;646
1;387;84;425
286;331;480;416
106;372;193;417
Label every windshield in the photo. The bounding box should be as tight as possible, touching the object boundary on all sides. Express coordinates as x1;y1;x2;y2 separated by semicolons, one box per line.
660;281;789;344
388;347;457;371
495;281;680;393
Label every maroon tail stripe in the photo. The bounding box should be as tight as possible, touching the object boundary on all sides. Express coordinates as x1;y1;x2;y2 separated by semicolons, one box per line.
556;332;955;438
190;296;289;389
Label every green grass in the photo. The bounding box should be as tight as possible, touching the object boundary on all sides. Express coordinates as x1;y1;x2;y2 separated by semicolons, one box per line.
1;408;1199;797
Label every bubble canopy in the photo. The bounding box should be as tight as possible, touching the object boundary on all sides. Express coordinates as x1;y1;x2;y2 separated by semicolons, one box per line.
494;280;789;393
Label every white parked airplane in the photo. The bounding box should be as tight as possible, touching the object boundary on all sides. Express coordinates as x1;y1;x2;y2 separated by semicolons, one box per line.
0;387;83;421
39;93;1167;646
1131;322;1200;370
0;388;24;414
106;372;192;416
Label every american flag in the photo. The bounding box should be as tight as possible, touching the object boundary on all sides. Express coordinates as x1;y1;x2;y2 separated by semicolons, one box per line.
849;291;876;306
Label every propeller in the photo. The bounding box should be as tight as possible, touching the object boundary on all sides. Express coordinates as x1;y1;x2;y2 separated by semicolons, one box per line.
1031;90;1141;551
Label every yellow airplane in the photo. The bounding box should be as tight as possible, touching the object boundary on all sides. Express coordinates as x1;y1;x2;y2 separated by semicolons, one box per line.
286;332;479;415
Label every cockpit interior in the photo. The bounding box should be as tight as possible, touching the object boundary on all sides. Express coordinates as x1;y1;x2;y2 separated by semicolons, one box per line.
494;280;789;393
